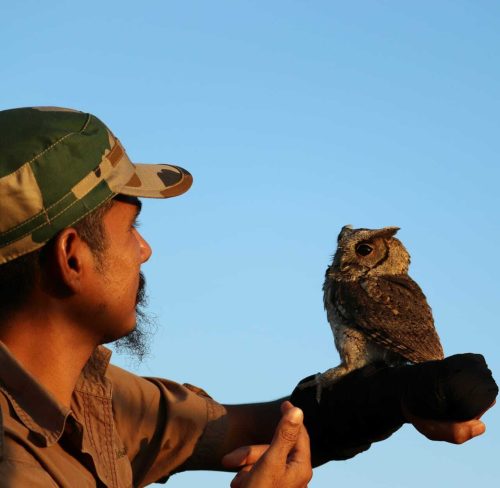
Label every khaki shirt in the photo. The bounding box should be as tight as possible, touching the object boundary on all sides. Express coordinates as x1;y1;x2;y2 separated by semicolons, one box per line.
0;342;221;487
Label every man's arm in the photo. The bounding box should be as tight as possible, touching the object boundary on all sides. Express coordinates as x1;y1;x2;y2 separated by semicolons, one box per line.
175;398;283;472
178;398;488;472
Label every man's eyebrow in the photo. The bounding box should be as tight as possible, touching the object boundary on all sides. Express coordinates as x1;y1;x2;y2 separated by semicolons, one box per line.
134;199;143;218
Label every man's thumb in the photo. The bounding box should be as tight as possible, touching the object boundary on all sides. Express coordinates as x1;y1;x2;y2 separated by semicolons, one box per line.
266;402;303;461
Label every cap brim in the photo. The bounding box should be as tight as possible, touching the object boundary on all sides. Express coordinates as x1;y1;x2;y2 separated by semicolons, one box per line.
119;163;193;199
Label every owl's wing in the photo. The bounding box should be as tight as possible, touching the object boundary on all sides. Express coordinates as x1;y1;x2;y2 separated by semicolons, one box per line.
330;275;444;362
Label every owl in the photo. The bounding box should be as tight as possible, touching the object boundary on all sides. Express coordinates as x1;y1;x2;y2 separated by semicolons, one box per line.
307;225;444;400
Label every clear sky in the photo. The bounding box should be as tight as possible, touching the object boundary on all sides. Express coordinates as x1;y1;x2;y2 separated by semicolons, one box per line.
1;1;499;486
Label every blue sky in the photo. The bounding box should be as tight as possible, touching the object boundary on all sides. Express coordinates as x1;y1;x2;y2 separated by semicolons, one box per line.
1;1;499;486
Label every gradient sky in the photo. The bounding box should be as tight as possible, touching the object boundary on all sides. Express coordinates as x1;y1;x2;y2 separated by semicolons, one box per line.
1;1;499;486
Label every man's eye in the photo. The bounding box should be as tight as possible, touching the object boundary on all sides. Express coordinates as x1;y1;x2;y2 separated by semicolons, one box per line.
132;219;141;229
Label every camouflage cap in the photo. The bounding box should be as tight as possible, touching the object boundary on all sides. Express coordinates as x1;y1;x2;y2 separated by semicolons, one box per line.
0;107;193;265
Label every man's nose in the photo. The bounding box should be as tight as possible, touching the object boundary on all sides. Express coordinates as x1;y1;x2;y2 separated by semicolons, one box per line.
138;233;152;263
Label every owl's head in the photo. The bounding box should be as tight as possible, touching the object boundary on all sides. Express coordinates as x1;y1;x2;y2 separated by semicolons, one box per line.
327;225;411;279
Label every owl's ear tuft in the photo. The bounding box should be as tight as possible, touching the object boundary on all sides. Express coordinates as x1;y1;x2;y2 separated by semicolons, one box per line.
371;226;400;239
338;225;354;242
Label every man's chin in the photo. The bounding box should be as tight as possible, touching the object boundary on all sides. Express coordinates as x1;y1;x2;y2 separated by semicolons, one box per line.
100;319;137;345
110;309;157;362
111;273;156;362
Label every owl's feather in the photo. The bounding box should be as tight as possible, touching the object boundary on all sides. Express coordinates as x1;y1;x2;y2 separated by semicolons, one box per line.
326;275;444;362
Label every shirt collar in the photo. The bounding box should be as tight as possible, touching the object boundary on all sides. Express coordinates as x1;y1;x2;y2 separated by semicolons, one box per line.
0;342;112;446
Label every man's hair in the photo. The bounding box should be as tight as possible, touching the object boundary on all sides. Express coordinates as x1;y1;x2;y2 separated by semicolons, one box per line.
0;199;114;319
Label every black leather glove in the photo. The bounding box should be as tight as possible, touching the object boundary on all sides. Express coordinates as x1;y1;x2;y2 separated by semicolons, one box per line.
401;353;497;421
290;353;498;466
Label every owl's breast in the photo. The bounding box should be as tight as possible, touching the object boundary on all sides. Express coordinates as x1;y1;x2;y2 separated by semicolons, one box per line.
324;279;352;327
324;277;409;366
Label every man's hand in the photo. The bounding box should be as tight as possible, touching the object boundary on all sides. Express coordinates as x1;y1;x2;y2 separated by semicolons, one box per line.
404;400;494;444
408;415;485;444
222;401;313;488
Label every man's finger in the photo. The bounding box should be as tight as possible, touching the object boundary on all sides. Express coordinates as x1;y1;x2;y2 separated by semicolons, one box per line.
412;417;486;443
281;400;311;466
222;445;269;469
265;402;304;462
288;424;311;465
230;469;250;488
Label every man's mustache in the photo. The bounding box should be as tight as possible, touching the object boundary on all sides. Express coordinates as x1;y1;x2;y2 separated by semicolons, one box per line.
136;272;147;306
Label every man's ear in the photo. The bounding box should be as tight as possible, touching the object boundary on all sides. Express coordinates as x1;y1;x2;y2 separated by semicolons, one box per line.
51;228;92;293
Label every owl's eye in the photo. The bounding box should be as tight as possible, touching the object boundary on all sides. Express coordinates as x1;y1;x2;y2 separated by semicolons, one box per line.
356;243;373;256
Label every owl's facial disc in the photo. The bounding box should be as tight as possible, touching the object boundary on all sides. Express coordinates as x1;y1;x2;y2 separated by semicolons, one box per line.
352;237;388;268
330;225;407;278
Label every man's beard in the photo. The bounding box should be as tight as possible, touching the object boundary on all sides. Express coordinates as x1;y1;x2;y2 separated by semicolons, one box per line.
113;272;157;362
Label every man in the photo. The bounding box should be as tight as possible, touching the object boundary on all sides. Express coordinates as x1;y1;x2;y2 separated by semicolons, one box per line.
0;107;496;487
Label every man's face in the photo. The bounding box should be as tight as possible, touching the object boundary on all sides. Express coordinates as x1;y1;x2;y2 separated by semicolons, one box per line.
86;197;153;353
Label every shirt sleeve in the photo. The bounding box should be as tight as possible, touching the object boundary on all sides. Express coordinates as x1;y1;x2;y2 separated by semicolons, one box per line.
107;364;221;486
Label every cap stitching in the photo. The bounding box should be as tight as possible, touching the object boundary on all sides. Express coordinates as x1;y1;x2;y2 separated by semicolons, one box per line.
0;192;117;249
0;117;109;239
20;113;93;229
24;113;92;167
0;193;116;264
0;173;100;239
